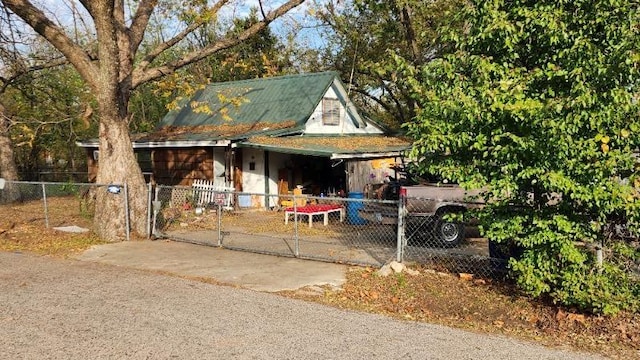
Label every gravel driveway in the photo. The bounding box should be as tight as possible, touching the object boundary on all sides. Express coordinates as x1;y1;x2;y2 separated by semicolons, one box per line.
0;252;602;360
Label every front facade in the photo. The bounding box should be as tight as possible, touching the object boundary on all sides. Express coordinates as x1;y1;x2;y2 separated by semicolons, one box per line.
78;72;410;208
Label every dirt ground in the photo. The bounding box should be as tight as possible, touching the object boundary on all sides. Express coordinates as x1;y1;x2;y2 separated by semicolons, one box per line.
0;197;638;359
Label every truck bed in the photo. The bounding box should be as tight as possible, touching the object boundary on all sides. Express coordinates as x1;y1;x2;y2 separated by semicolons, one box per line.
359;184;483;225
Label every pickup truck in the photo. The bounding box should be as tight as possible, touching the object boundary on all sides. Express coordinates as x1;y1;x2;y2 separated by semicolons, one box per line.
358;183;483;247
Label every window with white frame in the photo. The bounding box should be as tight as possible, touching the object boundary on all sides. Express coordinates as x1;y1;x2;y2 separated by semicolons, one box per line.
322;98;340;126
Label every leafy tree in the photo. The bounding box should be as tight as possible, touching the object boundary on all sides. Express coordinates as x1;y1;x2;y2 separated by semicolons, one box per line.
398;0;640;314
312;0;463;129
190;8;293;81
0;9;73;200
0;0;304;240
3;64;97;179
153;7;295;112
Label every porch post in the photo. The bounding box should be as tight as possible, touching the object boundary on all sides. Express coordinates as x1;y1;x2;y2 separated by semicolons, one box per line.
264;151;270;208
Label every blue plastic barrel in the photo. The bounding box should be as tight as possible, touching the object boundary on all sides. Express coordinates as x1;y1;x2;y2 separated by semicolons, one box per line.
238;194;251;207
346;191;367;225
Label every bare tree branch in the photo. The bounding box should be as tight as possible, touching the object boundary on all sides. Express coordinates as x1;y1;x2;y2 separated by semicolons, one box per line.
1;0;98;89
133;0;304;88
128;0;158;54
258;0;267;19
135;0;229;73
77;0;96;18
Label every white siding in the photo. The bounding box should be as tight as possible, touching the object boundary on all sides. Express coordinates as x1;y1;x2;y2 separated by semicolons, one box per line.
242;148;266;207
304;81;384;135
212;148;227;187
241;150;293;208
267;152;291;208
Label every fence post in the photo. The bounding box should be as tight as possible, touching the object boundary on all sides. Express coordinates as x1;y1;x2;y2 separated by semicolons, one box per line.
217;202;222;246
147;182;152;239
396;188;406;263
596;239;604;271
124;183;130;241
293;194;299;257
42;182;49;228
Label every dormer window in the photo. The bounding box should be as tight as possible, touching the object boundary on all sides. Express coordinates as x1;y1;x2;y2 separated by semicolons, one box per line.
322;98;340;126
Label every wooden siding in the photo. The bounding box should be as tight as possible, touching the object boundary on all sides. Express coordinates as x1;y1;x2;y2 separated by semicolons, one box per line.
86;148;98;182
152;148;213;186
85;148;153;183
346;158;399;194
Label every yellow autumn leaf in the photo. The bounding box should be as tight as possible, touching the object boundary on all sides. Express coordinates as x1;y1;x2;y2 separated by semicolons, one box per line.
601;135;610;144
601;143;610;153
621;129;630;138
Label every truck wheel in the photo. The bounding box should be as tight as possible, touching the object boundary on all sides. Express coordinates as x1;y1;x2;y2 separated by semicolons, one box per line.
404;216;432;246
435;213;465;247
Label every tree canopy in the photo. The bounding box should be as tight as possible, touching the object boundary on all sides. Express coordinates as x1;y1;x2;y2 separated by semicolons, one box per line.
399;0;640;314
313;0;463;129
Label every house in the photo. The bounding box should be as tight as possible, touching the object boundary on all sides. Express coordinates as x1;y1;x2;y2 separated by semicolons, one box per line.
77;72;411;208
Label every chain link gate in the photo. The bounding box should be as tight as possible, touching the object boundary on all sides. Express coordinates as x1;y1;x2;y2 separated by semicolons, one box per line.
150;185;401;266
149;184;503;275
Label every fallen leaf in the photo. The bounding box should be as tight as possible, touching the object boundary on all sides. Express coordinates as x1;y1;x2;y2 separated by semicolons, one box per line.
459;273;474;281
567;313;586;324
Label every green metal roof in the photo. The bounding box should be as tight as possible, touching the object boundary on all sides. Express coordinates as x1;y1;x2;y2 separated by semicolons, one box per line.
239;135;411;159
151;72;340;141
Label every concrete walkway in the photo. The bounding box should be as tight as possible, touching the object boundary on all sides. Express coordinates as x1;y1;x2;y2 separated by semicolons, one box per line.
76;240;347;292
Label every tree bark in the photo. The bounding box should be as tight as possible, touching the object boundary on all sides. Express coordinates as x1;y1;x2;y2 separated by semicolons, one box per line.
92;79;147;238
0;101;22;203
91;0;147;240
94;115;148;239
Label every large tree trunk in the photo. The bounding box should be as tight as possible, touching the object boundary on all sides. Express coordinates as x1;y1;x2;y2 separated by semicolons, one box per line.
90;1;147;241
0;102;22;203
94;109;148;240
2;0;305;241
93;80;147;240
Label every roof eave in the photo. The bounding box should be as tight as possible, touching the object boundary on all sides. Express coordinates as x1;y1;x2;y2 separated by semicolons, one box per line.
330;151;406;160
227;125;305;141
238;142;331;157
237;140;409;159
76;139;231;149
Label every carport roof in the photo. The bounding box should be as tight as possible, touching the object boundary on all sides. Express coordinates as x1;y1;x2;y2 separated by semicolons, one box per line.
238;135;411;159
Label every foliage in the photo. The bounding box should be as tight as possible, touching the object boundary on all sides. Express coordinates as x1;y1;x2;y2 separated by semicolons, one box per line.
398;0;640;314
311;0;463;129
153;8;293;114
2;64;97;179
129;82;171;133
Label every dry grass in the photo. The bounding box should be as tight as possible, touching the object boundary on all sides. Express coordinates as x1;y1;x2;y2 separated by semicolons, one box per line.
0;197;105;256
162;207;350;237
281;267;640;359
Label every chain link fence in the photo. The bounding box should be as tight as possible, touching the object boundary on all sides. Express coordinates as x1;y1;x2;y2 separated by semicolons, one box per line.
0;180;506;277
398;196;501;277
0;180;128;236
149;185;502;276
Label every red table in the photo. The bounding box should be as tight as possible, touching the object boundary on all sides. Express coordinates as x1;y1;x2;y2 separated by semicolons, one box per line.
284;204;345;227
